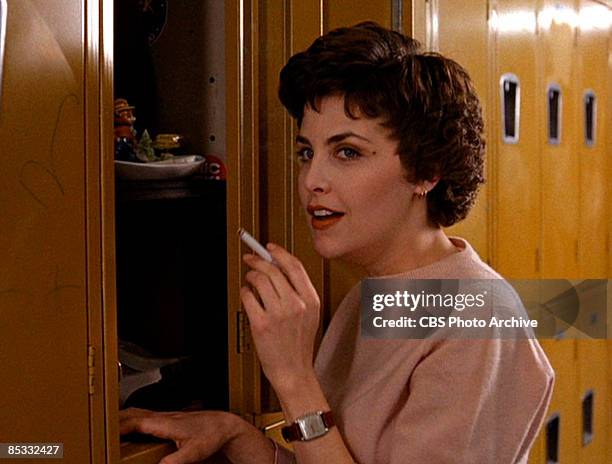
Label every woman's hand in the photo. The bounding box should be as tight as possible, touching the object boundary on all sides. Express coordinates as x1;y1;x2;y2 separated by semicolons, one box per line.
119;408;237;464
240;243;321;393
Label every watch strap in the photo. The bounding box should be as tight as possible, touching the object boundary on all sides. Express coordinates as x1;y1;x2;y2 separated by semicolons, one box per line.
281;410;335;443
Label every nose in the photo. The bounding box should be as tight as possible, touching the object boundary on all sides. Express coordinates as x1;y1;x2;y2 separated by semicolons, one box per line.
301;154;331;194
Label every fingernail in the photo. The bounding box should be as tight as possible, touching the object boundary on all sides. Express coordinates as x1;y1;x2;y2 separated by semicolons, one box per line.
266;243;276;250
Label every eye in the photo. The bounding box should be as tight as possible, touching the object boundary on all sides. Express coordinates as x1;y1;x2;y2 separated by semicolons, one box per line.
336;147;361;160
296;147;314;163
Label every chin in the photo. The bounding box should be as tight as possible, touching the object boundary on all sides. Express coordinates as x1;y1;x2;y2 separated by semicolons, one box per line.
313;243;336;259
312;237;344;260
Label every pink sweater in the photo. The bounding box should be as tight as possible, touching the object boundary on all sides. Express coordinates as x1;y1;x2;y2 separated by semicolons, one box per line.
276;237;554;463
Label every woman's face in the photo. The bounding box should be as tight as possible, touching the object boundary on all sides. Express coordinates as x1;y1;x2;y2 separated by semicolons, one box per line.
297;95;423;268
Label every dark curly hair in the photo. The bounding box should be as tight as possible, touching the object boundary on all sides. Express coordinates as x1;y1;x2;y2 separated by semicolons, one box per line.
278;22;485;228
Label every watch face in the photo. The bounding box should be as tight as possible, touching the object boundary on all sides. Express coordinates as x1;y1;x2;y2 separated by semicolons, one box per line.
298;413;328;440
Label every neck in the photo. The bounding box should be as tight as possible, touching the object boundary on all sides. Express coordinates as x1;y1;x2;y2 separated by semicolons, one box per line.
361;226;459;277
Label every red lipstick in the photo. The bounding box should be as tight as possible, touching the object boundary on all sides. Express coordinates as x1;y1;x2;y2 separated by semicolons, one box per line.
307;204;345;231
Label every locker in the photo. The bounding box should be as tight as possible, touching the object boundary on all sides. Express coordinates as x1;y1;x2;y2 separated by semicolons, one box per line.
434;0;492;263
575;2;611;463
538;0;581;280
492;0;542;279
0;1;92;461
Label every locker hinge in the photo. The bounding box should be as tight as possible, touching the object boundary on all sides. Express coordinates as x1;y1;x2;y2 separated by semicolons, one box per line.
237;311;252;354
88;345;95;395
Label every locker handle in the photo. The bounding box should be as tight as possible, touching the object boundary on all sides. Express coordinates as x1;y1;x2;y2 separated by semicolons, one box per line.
545;413;559;464
0;0;6;115
582;390;594;446
547;83;562;145
500;73;520;144
584;90;596;146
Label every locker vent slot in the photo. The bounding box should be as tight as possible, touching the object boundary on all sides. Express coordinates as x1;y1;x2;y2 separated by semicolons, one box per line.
500;73;520;144
545;414;559;464
582;390;594;446
547;84;562;145
584;90;596;146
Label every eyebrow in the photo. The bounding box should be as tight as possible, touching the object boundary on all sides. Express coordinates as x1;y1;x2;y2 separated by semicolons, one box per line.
295;131;373;146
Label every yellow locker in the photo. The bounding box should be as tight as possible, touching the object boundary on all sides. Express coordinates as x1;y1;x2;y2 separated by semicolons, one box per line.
492;0;542;279
576;0;610;279
538;0;580;281
575;3;611;463
435;0;491;262
537;1;583;462
108;0;260;461
0;1;93;461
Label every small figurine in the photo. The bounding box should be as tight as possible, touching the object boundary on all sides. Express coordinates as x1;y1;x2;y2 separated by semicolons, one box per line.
137;129;157;162
114;98;139;161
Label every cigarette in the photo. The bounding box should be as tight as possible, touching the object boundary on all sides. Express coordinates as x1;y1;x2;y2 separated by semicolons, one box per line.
238;228;274;263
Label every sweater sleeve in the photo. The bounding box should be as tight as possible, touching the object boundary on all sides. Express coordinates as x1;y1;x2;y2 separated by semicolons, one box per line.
389;337;554;464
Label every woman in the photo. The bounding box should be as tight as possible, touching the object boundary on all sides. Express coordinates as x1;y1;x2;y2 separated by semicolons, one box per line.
120;22;554;464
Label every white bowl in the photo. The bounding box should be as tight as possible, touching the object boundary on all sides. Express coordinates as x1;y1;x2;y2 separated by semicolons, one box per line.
115;155;205;180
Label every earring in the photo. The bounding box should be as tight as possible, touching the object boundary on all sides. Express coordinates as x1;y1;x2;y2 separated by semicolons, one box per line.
416;189;427;198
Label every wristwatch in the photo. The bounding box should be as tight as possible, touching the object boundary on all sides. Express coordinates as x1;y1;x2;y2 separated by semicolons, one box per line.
281;410;335;442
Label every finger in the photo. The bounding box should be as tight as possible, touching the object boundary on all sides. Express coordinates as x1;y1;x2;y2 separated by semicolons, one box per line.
244;270;282;311
243;254;297;303
126;417;180;441
240;286;267;329
119;409;177;435
119;417;144;435
265;244;319;306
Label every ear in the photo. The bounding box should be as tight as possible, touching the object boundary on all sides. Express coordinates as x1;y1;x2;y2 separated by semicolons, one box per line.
420;177;440;192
